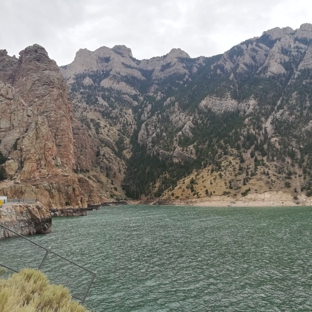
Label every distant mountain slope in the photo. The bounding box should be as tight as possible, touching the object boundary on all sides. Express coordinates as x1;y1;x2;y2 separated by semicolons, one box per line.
3;24;312;205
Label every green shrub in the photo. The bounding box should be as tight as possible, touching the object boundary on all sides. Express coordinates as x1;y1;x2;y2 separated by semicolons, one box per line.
284;182;291;188
12;139;18;151
306;190;312;197
0;152;6;165
0;167;5;181
241;188;251;197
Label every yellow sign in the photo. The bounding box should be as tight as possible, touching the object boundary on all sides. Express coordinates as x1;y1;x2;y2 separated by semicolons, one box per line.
0;200;2;206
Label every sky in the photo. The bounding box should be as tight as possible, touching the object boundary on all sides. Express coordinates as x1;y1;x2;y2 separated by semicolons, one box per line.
1;0;312;66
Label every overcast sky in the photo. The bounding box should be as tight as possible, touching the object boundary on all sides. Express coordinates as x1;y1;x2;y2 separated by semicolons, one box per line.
1;0;312;66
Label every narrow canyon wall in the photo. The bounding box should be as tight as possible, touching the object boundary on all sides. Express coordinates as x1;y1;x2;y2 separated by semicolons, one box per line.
0;45;107;209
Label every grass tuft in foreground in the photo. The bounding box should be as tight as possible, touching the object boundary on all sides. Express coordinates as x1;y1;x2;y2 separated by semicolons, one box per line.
0;268;89;312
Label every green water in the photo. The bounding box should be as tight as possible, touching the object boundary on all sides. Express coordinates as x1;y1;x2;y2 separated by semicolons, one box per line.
2;205;312;311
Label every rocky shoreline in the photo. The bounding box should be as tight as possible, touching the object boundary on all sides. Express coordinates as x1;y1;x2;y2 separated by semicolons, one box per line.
152;191;312;207
2;191;309;240
0;200;131;239
0;202;52;239
50;207;88;217
50;201;129;217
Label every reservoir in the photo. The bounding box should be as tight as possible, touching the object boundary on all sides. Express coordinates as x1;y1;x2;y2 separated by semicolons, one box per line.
2;205;312;311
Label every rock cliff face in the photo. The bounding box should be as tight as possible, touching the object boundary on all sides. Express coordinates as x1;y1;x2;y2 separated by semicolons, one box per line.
2;24;312;205
0;45;111;209
60;44;206;198
0;202;51;239
61;23;312;202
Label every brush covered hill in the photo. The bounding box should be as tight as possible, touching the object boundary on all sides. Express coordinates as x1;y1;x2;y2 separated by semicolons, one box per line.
60;23;312;204
2;24;312;207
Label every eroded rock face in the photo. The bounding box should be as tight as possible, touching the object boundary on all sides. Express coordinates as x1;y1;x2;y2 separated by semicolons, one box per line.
15;45;75;173
0;46;74;168
60;23;312;201
61;46;191;83
0;45;109;209
6;24;312;202
0;202;51;239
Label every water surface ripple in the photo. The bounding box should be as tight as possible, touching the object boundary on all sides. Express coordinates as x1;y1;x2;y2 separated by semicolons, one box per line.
2;205;312;311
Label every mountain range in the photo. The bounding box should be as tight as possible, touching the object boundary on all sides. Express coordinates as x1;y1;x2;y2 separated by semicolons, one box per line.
2;23;312;208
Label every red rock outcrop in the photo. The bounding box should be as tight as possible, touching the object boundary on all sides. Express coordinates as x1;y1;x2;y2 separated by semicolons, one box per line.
0;45;107;210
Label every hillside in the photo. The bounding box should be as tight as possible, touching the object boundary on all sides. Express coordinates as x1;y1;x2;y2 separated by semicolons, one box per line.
60;23;312;204
2;24;312;207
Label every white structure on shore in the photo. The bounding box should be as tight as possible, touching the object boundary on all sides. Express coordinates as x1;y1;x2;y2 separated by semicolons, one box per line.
0;196;7;204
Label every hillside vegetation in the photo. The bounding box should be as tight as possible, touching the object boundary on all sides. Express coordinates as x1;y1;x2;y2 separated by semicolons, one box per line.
2;25;312;206
59;24;312;203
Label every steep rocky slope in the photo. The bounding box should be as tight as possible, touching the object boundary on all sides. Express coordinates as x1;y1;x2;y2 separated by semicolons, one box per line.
2;24;312;207
0;45;115;209
61;23;312;203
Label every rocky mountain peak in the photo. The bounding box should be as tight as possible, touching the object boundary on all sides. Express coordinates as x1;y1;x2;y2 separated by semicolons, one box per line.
65;48;98;74
262;26;294;40
112;45;133;58
19;44;49;58
213;24;312;77
260;23;312;42
166;48;190;60
294;23;312;40
18;44;57;69
60;45;140;83
0;49;8;57
299;23;312;32
17;44;58;75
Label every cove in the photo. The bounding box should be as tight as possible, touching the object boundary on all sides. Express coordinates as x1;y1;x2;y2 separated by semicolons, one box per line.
2;205;312;311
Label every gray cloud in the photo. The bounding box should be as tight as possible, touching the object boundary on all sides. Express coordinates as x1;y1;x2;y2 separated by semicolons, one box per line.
0;0;312;65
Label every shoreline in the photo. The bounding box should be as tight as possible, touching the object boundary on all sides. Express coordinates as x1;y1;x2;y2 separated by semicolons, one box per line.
175;199;302;207
139;191;312;207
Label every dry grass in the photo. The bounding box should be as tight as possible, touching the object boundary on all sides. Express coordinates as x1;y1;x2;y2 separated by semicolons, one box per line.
0;268;89;312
